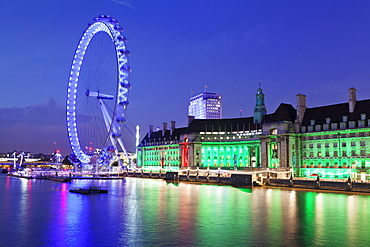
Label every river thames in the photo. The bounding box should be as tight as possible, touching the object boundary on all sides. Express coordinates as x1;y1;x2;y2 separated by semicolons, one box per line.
0;174;369;246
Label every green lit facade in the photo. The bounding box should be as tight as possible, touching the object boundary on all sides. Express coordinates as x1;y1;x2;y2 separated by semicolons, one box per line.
138;144;180;169
191;131;261;169
200;141;260;168
298;128;370;179
137;123;183;170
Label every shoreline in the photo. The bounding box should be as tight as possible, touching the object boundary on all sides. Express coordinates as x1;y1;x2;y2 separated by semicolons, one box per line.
6;171;370;195
261;185;370;196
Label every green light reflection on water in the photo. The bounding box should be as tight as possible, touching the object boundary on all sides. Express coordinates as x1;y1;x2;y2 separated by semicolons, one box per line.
122;179;370;246
195;185;254;245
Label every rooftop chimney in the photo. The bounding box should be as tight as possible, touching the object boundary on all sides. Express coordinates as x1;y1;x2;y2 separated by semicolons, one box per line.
148;125;153;138
170;121;176;135
349;87;357;113
296;94;306;122
295;94;307;133
162;122;167;136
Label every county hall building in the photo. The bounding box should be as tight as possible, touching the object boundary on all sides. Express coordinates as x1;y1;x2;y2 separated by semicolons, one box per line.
137;86;370;180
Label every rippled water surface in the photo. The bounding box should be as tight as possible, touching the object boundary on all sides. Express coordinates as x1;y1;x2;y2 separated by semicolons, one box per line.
0;174;370;246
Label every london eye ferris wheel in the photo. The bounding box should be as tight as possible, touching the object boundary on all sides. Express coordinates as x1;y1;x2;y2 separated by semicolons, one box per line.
66;15;131;168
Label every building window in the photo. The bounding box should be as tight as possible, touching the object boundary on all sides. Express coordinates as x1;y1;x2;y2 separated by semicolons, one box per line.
315;125;321;131
325;151;329;157
361;149;366;156
308;126;313;132
332;123;338;130
351;150;356;156
340;122;347;129
270;128;278;135
318;152;322;157
342;116;348;122
333;142;338;147
310;119;315;125
360;132;365;137
360;141;366;146
325;143;329;148
358;120;365;128
351;142;356;147
271;143;278;158
309;152;313;157
309;144;313;148
342;142;346;147
334;151;338;157
325;117;331;124
361;113;366;120
301;126;306;132
323;124;329;130
317;143;321;148
349;121;355;128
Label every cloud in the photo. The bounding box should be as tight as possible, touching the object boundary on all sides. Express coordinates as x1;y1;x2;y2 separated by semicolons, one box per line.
109;0;134;8
0;97;136;155
0;98;69;154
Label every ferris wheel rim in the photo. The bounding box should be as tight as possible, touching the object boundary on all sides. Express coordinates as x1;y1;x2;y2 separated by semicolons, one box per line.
66;15;130;164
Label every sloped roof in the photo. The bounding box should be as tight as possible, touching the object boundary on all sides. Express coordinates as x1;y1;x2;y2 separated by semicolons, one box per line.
301;99;370;125
187;117;258;132
263;103;296;123
141;127;188;143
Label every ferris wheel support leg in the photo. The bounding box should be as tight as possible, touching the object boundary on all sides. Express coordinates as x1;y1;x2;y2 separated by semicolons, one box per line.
99;99;129;172
99;99;120;157
117;137;129;159
99;99;129;159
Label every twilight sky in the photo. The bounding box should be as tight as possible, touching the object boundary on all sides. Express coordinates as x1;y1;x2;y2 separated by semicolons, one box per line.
1;0;370;154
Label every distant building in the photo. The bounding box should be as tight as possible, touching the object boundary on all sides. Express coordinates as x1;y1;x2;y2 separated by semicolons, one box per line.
188;92;222;119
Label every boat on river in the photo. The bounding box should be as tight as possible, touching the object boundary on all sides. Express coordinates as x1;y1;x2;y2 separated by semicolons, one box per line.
69;186;108;194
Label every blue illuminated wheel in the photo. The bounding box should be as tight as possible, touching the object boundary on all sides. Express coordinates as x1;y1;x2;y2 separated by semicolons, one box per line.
66;15;131;166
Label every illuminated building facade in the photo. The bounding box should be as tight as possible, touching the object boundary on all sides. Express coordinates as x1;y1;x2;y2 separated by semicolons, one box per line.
260;88;370;179
137;117;263;170
183;117;262;169
188;92;222;119
138;86;370;180
295;88;370;180
137;122;183;169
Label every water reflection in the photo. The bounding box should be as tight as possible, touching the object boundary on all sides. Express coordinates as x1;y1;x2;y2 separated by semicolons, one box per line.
0;175;370;246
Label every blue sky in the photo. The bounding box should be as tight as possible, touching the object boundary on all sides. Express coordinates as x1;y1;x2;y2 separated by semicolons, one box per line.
1;0;370;154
